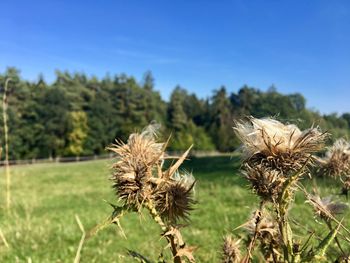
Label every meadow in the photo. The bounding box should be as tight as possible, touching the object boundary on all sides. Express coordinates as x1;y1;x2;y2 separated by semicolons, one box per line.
0;156;348;262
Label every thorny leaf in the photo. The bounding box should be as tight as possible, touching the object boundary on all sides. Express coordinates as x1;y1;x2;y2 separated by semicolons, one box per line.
87;203;129;238
300;232;315;253
162;226;197;262
313;220;342;258
163;227;185;247
164;145;193;180
175;246;196;263
304;220;342;262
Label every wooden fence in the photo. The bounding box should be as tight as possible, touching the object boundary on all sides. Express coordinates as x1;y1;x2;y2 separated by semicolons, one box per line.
0;151;231;166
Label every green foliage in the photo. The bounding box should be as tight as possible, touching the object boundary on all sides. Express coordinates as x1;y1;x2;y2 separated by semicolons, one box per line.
65;111;88;156
167;86;188;132
170;123;215;151
167;87;215;151
208;87;236;151
0;67;349;159
191;125;215;151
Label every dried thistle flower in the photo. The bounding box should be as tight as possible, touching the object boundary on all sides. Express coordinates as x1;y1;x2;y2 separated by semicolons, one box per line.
307;195;348;222
245;213;279;245
222;235;241;263
108;124;165;209
109;123;196;223
243;164;286;202
319;139;350;178
234;117;327;173
106;124;197;262
154;171;196;222
245;212;282;262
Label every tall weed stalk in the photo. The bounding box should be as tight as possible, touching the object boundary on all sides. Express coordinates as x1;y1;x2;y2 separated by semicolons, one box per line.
2;78;11;210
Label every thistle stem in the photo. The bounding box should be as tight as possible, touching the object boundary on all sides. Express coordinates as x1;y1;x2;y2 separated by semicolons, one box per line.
277;160;311;262
2;78;11;210
145;201;167;231
277;191;297;263
145;201;183;263
325;220;345;256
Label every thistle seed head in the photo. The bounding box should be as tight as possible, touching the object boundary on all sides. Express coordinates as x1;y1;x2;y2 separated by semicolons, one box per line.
108;124;165;209
222;235;241;263
154;171;196;222
319;139;350;178
234;117;327;173
109;123;196;221
307;195;348;222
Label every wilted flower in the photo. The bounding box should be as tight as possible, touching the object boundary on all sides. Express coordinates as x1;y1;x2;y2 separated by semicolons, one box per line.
245;213;279;244
108;124;165;209
109;123;196;223
319;139;350;178
154;171;196;222
245;212;282;262
107;124;197;262
307;195;348;222
222;235;241;263
234;117;327;173
243;164;286;202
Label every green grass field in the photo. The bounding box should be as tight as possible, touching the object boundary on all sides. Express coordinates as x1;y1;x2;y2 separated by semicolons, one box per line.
0;156;349;262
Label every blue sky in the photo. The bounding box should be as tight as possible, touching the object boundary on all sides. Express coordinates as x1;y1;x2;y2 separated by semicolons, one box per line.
1;0;349;114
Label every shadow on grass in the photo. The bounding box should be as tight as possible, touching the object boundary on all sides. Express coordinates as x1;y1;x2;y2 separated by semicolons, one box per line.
177;155;245;185
165;155;239;174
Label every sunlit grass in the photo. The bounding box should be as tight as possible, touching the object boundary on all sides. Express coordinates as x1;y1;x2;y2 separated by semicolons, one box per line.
0;157;348;262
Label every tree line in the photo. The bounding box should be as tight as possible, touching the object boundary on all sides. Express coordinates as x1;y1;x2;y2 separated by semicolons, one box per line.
0;67;349;160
